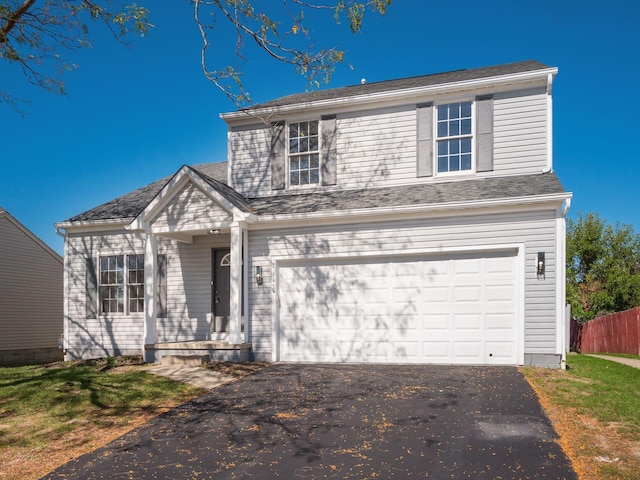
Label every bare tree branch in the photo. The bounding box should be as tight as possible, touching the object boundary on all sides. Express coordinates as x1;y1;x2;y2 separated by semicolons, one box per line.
0;0;36;43
1;0;152;112
193;0;391;107
1;0;390;112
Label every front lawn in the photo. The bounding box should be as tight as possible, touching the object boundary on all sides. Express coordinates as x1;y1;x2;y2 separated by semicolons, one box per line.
524;354;640;480
0;357;203;480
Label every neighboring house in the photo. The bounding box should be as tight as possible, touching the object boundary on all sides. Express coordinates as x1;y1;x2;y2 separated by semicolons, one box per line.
56;60;572;368
0;208;63;366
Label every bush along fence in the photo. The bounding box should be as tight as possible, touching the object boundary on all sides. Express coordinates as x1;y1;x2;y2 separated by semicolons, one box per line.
571;306;640;355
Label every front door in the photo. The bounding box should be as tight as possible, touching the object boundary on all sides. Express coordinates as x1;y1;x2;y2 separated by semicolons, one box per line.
212;249;231;333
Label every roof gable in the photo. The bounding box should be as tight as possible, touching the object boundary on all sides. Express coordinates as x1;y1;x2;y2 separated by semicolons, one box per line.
150;182;233;229
62;162;229;224
0;208;62;263
129;164;254;232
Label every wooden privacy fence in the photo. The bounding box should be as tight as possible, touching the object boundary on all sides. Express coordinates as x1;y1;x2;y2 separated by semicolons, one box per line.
577;306;640;355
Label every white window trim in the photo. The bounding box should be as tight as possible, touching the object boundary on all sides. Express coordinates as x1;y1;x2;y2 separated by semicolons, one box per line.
434;99;476;178
98;253;145;316
287;119;322;189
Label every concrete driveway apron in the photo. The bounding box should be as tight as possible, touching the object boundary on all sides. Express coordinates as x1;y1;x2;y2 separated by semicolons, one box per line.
42;364;577;479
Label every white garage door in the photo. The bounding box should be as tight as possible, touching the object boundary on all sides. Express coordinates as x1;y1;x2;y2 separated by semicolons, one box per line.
277;251;519;365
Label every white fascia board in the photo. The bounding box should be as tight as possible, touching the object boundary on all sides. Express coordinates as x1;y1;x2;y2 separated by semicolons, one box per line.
251;192;573;229
55;218;132;233
221;68;558;124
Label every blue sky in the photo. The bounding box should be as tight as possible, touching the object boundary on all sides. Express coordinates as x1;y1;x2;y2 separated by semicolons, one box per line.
1;0;639;256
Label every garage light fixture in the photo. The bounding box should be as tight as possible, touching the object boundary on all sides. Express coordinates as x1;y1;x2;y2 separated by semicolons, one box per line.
255;266;263;285
537;252;545;276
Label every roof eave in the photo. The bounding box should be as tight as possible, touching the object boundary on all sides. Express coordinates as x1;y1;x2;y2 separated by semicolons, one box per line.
252;191;572;226
55;218;133;232
221;67;558;123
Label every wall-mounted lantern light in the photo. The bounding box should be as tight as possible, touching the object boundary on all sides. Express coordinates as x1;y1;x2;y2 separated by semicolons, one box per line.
537;252;545;276
255;266;263;285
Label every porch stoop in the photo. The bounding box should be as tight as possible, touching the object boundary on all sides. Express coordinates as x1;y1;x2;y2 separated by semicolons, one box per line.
161;355;209;366
144;341;252;364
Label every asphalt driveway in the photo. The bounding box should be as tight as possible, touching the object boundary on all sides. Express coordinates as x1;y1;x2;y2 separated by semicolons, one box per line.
43;364;577;479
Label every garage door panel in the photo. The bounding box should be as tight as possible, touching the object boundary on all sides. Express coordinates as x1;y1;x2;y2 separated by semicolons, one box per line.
454;341;483;359
486;342;516;361
392;342;420;359
421;342;452;361
422;314;450;330
453;286;482;302
453;258;482;275
423;286;450;303
278;252;518;365
454;313;482;330
486;313;515;329
486;284;516;300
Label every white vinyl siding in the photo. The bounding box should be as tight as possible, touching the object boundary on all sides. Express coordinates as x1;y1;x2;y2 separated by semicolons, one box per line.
151;183;232;230
336;106;417;189
0;215;63;354
64;232;231;359
228;87;549;197
229;124;272;197
157;236;217;343
65;232;146;359
247;209;558;360
493;88;548;175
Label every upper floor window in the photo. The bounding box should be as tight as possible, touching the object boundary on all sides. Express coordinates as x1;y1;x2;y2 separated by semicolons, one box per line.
288;120;320;186
99;254;144;314
436;101;472;174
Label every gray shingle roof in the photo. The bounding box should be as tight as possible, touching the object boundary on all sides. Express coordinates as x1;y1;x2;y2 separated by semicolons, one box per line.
67;161;566;225
67;162;228;223
248;173;567;215
188;165;252;213
243;60;552;111
65;60;563;225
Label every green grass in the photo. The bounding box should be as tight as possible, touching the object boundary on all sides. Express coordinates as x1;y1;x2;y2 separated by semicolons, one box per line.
560;355;640;436
592;353;640;360
524;354;640;480
0;356;203;476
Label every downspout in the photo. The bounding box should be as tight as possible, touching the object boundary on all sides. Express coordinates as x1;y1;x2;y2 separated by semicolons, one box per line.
543;73;554;173
558;198;572;369
243;228;249;343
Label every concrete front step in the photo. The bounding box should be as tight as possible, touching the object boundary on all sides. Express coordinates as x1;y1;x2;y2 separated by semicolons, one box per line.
161;355;209;366
144;341;252;363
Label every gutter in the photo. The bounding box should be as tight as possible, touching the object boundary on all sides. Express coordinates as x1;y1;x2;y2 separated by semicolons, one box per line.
252;192;573;227
54;218;133;232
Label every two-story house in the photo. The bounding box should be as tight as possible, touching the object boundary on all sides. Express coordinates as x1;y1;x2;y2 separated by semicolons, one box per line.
56;60;572;367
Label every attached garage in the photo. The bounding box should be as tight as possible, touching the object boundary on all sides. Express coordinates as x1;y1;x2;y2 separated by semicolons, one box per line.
275;250;522;365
